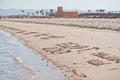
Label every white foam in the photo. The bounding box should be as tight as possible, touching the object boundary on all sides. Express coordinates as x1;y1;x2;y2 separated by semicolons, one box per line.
15;57;23;63
14;56;38;80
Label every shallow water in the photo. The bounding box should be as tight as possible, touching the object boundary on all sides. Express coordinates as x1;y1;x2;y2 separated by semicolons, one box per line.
0;30;65;80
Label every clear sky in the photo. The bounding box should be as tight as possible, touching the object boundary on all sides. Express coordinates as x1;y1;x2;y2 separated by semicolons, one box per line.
0;0;120;10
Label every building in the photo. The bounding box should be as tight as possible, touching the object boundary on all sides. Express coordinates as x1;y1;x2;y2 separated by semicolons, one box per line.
56;7;78;18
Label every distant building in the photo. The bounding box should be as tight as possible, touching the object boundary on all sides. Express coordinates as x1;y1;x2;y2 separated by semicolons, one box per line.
56;7;78;18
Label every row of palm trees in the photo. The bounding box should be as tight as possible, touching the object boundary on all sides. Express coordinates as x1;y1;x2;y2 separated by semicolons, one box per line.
88;9;120;13
21;9;54;18
87;9;105;13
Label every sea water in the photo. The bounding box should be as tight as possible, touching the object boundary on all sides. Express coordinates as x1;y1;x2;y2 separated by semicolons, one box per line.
0;30;65;80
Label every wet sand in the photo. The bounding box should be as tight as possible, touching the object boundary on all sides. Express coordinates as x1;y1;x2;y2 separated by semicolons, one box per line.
0;18;120;80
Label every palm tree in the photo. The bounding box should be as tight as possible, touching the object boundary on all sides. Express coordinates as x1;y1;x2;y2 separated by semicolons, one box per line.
50;9;54;16
102;9;105;13
99;9;103;13
42;12;44;17
36;11;39;16
45;12;49;17
27;12;30;18
27;12;30;15
96;10;99;13
108;11;111;14
21;10;25;15
31;13;34;17
40;10;44;17
99;9;105;13
50;9;53;13
88;10;91;13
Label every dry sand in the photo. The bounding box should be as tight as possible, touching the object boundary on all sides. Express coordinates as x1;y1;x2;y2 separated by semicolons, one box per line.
2;18;120;31
0;18;120;80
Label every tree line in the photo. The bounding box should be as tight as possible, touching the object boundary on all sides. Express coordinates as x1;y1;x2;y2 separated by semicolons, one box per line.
21;9;55;18
87;9;120;13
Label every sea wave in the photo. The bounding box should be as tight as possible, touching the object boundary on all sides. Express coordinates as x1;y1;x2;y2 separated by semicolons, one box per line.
14;56;38;80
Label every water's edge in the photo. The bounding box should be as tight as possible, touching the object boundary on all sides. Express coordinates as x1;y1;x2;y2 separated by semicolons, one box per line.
0;29;66;80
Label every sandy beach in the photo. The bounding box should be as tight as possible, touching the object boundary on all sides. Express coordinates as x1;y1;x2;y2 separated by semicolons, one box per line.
0;18;120;80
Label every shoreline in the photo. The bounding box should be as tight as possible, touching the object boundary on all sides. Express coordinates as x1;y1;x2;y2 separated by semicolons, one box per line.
0;19;120;80
0;25;80;80
0;29;66;80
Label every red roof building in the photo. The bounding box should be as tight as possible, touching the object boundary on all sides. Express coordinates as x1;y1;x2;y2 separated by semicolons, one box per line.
56;7;78;18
